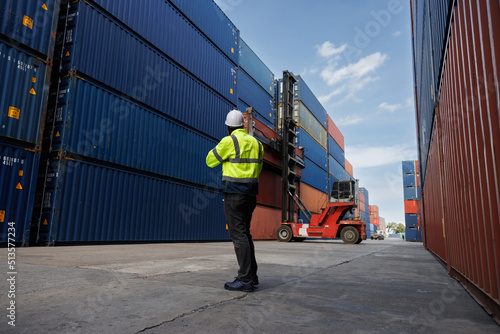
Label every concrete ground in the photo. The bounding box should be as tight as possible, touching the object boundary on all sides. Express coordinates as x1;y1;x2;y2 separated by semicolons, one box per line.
1;238;498;333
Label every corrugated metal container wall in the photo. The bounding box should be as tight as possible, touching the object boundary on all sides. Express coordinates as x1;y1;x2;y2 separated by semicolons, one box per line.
0;41;49;146
238;98;274;130
238;70;275;127
296;130;328;172
293;101;327;149
404;200;419;214
37;157;228;244
89;0;238;100
328;135;345;168
0;142;39;243
405;214;419;228
293;76;327;129
0;0;60;58
238;38;274;96
419;0;500;319
345;159;353;177
402;160;417;174
250;205;282;240
326;115;344;150
256;168;282;209
301;157;328;193
166;0;239;65
329;155;345;181
421;118;447;262
299;182;328;214
50;75;221;187
61;0;234;139
404;187;418;200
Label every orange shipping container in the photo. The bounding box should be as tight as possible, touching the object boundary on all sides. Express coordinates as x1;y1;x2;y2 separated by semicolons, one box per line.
404;200;420;214
327;115;344;150
299;182;329;214
345;159;354;177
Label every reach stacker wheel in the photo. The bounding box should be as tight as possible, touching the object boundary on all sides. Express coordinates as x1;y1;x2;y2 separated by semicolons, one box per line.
340;226;360;244
276;225;293;242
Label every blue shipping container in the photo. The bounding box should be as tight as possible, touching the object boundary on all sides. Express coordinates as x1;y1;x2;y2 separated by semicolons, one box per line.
0;142;39;244
294;76;327;130
49;75;221;188
329;155;347;181
328;135;345;168
403;173;417;187
166;0;239;65
404;187;418;200
402;160;416;174
237;98;274;130
301;157;329;193
406;227;421;242
237;69;275;126
0;41;50;145
0;0;60;58
90;0;238;101
60;0;235;139
405;214;418;228
239;38;274;96
37;157;229;244
296;130;328;172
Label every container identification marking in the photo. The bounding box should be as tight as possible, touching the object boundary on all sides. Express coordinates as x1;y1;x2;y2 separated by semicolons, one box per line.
8;107;20;119
29;88;36;95
23;16;33;29
19;170;23;176
43;219;48;225
16;183;23;190
42;3;48;10
55;131;60;137
32;77;36;83
0;210;4;223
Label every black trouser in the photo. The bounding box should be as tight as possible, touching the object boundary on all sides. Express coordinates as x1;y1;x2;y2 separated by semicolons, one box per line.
224;193;257;282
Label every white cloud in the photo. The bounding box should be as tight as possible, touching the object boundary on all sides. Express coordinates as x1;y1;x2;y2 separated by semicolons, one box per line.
319;75;379;105
320;52;387;86
378;102;403;112
336;114;364;126
316;41;347;58
392;31;402;37
378;98;414;112
346;144;417;169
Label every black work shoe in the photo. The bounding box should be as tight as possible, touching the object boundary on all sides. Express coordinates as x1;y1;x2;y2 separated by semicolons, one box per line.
224;278;254;292
252;275;259;286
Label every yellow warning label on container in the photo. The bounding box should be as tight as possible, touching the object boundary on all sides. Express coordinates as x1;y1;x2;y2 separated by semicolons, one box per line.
23;15;33;29
8;106;20;120
42;3;48;10
269;113;272;117
226;224;228;230
0;211;5;223
43;219;48;225
55;131;61;137
65;51;70;57
16;183;23;190
29;88;36;95
19;170;23;176
32;77;36;83
231;47;234;54
230;88;233;95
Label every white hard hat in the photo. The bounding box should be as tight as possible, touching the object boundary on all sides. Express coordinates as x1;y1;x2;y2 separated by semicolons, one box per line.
225;109;245;127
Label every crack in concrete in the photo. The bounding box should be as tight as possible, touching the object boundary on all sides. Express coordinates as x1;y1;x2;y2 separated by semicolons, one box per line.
135;294;248;333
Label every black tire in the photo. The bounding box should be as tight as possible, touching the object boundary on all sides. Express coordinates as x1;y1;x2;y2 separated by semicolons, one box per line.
294;237;306;242
276;225;293;242
341;226;360;244
355;237;362;244
370;236;374;240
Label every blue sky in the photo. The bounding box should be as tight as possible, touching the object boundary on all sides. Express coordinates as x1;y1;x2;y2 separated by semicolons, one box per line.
215;0;418;225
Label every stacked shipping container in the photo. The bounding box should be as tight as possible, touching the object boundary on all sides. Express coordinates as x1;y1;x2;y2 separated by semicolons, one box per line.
402;160;422;242
411;0;500;322
32;0;239;244
0;0;60;244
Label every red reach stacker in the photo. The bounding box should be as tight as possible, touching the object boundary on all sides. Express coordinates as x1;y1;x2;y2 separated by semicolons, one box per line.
276;180;367;244
273;71;366;244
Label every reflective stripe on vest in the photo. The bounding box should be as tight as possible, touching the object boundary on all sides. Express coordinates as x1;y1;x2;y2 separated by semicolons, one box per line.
227;135;263;164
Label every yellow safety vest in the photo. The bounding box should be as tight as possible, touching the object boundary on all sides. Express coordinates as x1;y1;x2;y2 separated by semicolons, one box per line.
206;128;264;194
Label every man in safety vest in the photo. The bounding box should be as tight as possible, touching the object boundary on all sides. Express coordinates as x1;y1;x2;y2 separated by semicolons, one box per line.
206;109;264;292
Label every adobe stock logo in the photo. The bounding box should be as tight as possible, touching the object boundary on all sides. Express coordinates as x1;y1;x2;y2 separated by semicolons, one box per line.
343;0;404;62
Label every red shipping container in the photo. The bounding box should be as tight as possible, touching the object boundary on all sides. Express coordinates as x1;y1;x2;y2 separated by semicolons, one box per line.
250;205;282;240
345;159;354;177
326;115;344;150
404;200;419;214
256;168;282;208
